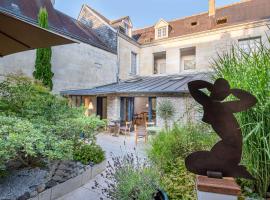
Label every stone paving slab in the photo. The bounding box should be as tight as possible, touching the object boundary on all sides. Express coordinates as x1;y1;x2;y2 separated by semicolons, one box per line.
56;132;147;200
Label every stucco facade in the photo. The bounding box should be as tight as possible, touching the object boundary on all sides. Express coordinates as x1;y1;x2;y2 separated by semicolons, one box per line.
137;21;269;77
0;43;118;93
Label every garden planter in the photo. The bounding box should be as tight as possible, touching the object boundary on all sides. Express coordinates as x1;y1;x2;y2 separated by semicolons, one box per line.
154;189;169;200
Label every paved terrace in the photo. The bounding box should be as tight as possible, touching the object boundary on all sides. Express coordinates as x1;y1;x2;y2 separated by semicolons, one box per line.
57;132;148;200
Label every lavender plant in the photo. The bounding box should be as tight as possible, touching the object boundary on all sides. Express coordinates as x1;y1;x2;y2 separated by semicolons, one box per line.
93;152;163;200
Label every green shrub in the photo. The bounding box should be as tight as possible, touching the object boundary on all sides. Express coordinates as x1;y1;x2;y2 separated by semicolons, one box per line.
0;116;73;169
213;42;270;197
157;100;175;130
161;159;196;200
95;153;161;200
148;124;217;199
0;75;105;171
73;143;105;165
148;123;217;172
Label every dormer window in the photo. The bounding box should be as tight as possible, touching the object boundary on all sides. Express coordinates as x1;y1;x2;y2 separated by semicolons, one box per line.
158;27;167;38
155;19;169;40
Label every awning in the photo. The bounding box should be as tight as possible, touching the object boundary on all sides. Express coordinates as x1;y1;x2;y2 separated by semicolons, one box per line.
0;10;76;57
61;73;211;96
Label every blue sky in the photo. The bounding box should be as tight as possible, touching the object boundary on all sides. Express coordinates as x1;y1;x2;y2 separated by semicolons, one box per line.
55;0;239;28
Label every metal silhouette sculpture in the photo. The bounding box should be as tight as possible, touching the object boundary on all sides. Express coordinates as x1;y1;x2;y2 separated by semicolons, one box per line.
185;78;257;179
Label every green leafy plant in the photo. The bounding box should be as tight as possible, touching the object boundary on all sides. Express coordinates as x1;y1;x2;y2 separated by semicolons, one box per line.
33;7;54;90
94;153;162;200
157;100;175;131
73;142;105;165
148;124;216;172
213;41;270;197
148;124;217;199
0;116;73;169
0;75;105;171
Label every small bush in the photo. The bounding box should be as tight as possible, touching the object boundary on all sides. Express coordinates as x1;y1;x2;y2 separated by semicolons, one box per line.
148;124;217;199
73;143;105;165
157;100;175;130
0;116;73;169
148;123;217;172
95;153;161;200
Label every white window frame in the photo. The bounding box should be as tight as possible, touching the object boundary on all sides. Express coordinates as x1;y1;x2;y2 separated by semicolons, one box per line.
130;51;138;75
157;26;168;39
238;36;261;54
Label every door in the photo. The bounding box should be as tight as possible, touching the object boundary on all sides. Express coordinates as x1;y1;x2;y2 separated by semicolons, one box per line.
120;97;134;124
96;97;107;119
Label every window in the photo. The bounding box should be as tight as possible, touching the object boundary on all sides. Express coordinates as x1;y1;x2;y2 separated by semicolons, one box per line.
130;52;137;75
191;21;198;26
153;52;166;74
216;17;228;25
71;96;84;107
180;47;196;71
239;36;261;53
157;27;167;38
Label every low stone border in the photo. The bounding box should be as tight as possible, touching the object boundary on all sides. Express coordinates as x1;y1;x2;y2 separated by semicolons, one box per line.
29;160;106;200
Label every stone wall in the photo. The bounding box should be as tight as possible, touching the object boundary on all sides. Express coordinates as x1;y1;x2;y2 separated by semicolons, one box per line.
0;43;118;93
138;22;269;76
78;5;118;53
118;35;141;80
107;95;120;121
156;96;198;128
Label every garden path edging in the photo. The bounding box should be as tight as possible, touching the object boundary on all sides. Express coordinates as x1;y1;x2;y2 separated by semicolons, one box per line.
29;160;106;200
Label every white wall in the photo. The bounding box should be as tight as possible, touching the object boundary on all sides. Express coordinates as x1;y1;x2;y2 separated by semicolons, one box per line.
0;43;118;93
137;22;270;77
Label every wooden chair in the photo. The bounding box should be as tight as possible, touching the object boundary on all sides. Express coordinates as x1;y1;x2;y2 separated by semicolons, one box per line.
145;122;155;129
120;121;132;136
134;125;147;145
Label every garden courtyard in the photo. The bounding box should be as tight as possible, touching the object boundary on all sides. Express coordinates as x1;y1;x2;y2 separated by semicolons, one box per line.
0;1;270;200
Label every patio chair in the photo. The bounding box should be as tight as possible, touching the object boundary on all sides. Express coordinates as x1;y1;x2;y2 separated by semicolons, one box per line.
145;121;155;128
134;125;147;145
119;121;132;136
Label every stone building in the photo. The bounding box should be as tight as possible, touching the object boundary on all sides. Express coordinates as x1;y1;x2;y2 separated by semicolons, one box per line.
62;0;270;127
1;0;270;127
0;0;118;93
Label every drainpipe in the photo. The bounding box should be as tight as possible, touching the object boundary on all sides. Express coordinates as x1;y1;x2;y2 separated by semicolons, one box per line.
116;30;120;83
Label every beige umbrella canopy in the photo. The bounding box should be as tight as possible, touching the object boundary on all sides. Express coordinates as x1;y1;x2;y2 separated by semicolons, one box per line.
0;11;76;57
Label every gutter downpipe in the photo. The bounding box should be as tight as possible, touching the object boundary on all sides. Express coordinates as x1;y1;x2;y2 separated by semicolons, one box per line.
116;30;120;83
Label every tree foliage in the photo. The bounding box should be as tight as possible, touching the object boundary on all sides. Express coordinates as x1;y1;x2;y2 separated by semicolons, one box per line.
157;100;175;131
0;75;105;170
33;7;54;90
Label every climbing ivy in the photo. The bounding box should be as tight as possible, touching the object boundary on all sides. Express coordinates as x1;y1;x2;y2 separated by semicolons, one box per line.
33;8;54;90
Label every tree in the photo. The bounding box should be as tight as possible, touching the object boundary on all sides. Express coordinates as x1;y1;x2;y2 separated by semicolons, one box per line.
157;100;175;131
33;8;54;90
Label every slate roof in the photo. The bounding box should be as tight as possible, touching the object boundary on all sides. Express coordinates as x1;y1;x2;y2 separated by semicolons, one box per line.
60;73;210;96
0;0;116;53
133;0;270;44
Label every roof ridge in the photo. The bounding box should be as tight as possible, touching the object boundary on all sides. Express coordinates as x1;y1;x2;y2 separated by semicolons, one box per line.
83;4;110;23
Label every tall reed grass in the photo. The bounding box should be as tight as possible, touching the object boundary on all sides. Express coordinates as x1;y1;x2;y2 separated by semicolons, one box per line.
212;40;270;197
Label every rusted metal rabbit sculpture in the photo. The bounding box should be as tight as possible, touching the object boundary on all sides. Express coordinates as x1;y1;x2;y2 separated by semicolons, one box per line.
185;78;257;179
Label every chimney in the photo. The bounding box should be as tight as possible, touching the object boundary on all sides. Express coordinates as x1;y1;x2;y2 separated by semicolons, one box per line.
209;0;216;17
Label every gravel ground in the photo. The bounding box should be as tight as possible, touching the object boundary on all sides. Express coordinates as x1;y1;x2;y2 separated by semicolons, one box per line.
0;168;48;200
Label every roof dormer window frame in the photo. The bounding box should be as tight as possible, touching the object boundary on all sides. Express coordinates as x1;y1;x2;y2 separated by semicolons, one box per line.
155;19;169;40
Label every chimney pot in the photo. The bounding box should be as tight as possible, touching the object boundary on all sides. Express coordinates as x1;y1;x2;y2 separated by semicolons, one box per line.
209;0;216;17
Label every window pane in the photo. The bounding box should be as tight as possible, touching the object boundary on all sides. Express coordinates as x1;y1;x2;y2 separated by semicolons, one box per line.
162;27;166;36
131;52;137;75
184;59;196;70
238;36;261;53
